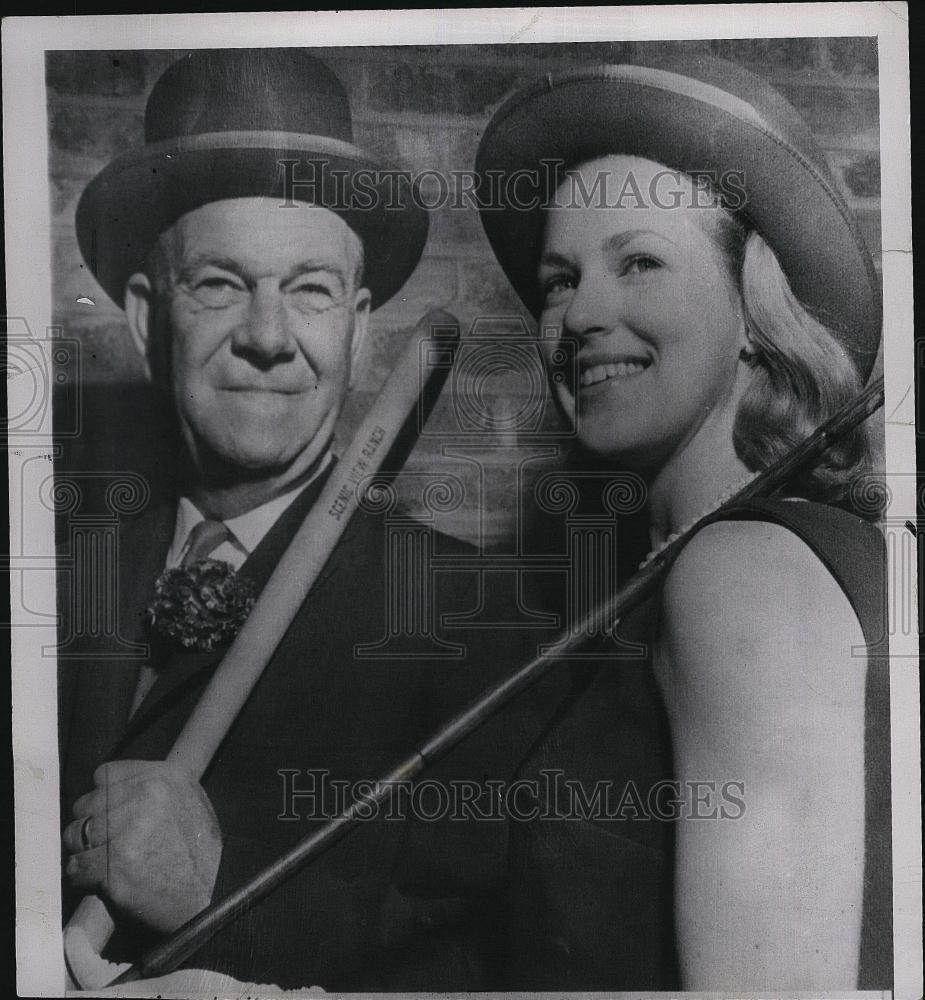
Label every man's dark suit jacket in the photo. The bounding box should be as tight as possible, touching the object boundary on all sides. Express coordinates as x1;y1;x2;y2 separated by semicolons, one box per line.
58;470;678;990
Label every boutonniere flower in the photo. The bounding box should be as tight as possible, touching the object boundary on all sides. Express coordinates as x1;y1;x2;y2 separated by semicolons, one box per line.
147;559;256;652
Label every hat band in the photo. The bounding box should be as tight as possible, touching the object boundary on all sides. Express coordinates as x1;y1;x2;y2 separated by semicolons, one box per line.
568;64;771;131
134;129;377;166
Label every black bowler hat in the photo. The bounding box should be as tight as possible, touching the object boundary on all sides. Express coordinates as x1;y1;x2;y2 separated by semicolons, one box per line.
76;49;429;310
475;56;881;380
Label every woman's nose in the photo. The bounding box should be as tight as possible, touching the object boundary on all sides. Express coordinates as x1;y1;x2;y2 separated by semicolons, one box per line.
233;282;295;362
561;273;614;340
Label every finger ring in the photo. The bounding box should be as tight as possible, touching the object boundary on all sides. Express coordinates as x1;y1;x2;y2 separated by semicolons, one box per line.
79;815;93;851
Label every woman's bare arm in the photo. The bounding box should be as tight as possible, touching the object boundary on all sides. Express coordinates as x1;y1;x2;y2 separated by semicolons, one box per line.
656;518;866;989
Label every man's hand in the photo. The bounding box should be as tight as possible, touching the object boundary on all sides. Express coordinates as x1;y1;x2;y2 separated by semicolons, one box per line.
63;760;223;934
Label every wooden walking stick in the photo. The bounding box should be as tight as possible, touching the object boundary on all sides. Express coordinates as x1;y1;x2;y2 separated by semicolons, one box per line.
108;375;885;987
63;311;461;990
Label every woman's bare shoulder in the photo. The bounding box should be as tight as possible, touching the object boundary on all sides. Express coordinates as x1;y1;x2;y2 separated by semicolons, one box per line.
662;515;854;621
658;517;866;712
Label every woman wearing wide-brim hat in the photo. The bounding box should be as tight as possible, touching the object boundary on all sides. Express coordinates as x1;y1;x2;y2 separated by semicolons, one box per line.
476;56;890;990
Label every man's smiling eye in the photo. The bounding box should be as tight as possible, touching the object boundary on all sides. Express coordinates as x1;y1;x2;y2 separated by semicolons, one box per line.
189;275;246;308
288;278;341;313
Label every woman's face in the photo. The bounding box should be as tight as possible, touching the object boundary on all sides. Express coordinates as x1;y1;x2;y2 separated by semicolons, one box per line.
537;155;748;472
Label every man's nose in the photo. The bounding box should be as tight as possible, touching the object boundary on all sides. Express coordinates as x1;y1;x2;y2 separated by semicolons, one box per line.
561;272;615;340
232;282;296;362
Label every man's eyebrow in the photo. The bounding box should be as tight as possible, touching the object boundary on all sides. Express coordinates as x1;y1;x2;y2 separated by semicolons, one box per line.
175;256;349;292
176;255;250;283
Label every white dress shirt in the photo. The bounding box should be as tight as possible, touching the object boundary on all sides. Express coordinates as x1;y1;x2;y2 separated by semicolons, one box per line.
165;452;333;571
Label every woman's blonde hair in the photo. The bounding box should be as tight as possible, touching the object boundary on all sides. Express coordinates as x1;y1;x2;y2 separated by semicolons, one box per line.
705;209;879;513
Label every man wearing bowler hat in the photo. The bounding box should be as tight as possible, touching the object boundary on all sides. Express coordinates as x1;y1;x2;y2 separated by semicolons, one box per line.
57;48;553;991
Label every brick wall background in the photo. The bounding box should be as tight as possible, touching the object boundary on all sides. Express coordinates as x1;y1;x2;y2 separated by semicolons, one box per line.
47;38;882;548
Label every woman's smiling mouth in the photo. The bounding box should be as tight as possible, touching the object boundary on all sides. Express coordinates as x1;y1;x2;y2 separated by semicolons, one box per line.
578;359;651;387
221;385;305;395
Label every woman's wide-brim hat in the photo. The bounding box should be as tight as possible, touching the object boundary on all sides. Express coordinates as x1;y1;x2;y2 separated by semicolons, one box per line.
76;49;428;311
475;55;881;380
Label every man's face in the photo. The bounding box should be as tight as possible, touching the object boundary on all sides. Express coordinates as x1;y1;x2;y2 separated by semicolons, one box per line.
139;197;369;478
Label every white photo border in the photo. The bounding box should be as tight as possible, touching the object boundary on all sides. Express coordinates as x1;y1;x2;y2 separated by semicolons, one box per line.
3;5;917;997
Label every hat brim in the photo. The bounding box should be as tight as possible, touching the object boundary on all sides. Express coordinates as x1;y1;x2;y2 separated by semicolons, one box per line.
76;133;429;311
475;64;881;380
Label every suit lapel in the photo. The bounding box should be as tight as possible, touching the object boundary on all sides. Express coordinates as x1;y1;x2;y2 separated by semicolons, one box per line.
233;458;348;595
112;505;176;725
60;503;174;800
118;463;345;746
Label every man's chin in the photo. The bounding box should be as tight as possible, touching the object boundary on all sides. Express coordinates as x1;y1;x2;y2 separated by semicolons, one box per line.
183;421;334;488
193;445;300;483
222;453;298;478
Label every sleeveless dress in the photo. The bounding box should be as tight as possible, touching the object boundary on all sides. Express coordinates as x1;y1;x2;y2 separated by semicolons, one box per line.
709;498;892;990
500;497;892;990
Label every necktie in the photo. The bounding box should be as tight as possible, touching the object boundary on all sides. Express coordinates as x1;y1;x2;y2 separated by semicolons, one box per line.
181;518;232;567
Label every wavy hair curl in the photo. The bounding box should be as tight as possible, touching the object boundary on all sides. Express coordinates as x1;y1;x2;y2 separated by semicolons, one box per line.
703;208;880;516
